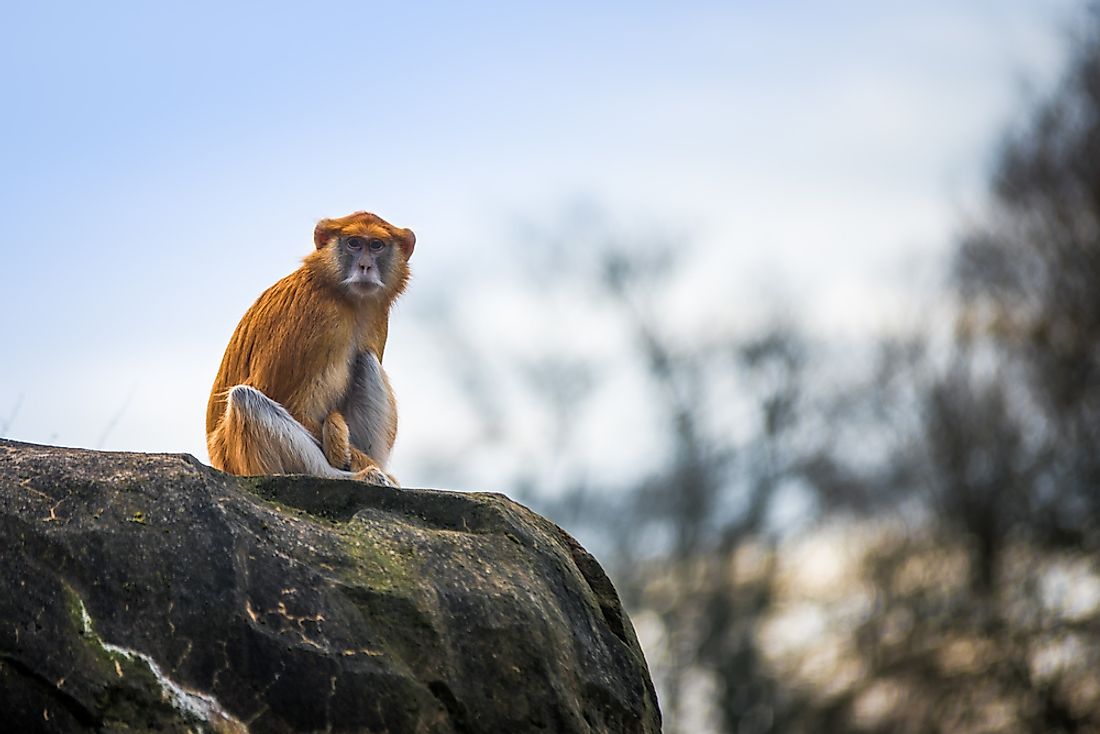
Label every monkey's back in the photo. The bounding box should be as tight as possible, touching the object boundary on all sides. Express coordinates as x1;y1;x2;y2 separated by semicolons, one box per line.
205;265;356;438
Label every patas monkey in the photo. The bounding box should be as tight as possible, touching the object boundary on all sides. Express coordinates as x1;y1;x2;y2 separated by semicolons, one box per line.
206;211;414;486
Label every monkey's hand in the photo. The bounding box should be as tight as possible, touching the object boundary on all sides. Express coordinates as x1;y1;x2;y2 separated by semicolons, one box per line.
347;446;399;486
322;412;352;471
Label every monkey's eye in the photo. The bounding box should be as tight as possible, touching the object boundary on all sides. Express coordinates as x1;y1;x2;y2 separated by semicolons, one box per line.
345;236;367;250
368;238;386;252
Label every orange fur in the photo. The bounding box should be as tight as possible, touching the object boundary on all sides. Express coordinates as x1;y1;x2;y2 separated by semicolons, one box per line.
206;211;413;480
322;411;353;470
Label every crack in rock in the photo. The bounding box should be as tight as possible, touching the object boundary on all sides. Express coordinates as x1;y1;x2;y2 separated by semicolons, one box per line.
77;599;248;733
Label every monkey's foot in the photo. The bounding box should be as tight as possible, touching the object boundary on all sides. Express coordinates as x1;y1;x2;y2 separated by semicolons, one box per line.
353;466;400;488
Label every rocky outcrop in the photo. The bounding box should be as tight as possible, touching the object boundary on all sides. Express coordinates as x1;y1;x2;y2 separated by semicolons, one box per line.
0;440;660;733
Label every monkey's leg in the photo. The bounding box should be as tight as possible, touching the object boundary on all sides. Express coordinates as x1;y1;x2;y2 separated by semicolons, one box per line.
214;385;351;478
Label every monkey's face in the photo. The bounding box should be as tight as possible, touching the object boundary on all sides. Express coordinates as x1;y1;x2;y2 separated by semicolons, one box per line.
313;212;414;300
339;235;398;294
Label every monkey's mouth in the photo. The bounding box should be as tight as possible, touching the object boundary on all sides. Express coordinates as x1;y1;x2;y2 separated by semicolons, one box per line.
346;276;384;292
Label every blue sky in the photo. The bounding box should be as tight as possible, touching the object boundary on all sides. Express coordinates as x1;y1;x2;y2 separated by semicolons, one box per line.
0;1;1080;488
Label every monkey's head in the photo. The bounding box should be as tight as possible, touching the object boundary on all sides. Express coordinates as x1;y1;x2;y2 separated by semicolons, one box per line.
312;211;415;300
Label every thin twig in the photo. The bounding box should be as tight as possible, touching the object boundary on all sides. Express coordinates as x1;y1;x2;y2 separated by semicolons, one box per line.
0;393;24;436
97;384;138;449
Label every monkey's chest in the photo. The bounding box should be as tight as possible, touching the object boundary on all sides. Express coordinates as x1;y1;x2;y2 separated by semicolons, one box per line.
339;352;394;464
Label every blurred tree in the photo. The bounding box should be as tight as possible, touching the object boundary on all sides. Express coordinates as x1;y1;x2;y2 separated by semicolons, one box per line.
807;16;1100;732
955;14;1100;549
413;15;1100;732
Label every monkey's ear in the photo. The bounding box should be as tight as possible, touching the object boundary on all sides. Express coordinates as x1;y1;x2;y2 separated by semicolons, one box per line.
399;228;416;261
314;219;336;250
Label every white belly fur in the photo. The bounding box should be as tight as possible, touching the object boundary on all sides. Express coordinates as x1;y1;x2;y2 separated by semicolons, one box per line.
343;352;395;467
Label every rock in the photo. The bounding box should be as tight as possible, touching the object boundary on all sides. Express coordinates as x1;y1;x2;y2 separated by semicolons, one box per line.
0;440;660;733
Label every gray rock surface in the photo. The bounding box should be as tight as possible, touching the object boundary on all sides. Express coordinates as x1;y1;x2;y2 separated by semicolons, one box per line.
0;440;660;733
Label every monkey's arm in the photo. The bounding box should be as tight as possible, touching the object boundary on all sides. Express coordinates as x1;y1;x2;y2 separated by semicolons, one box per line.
322;412;352;470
